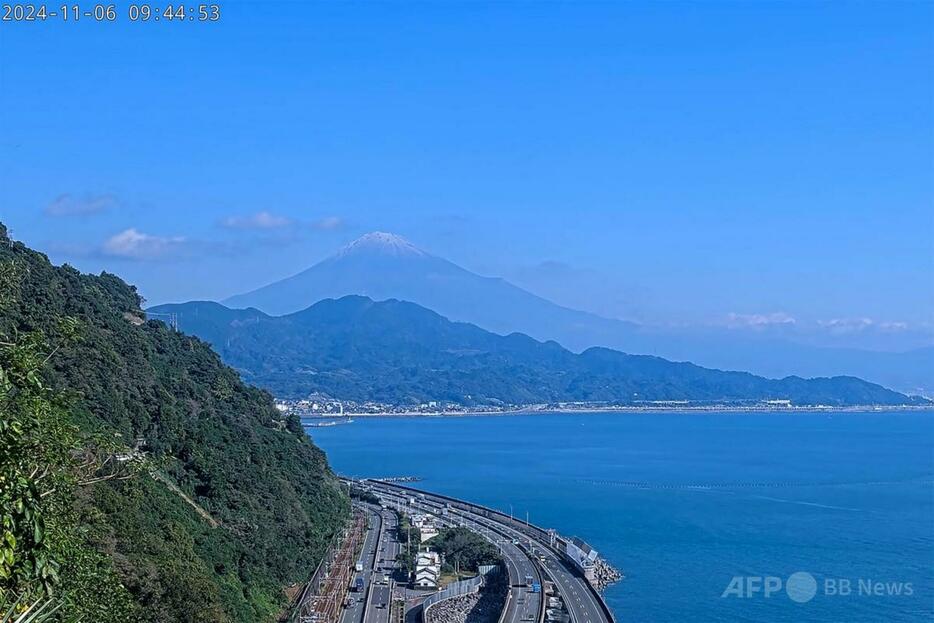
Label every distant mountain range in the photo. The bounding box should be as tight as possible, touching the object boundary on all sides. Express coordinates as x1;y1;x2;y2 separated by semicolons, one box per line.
220;232;932;396
149;296;923;407
224;231;640;352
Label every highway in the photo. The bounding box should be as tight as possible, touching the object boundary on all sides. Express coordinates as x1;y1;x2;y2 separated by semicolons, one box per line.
341;508;382;623
361;481;613;623
364;487;543;623
422;500;542;623
364;507;401;623
455;514;541;623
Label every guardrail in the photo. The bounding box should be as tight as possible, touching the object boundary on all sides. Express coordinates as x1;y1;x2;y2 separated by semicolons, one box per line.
534;559;547;623
422;565;500;622
430;508;537;623
359;507;383;623
496;586;512;623
366;481;616;623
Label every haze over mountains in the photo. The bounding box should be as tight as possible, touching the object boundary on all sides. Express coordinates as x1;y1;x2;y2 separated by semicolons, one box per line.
150;296;922;407
221;233;932;396
225;232;639;349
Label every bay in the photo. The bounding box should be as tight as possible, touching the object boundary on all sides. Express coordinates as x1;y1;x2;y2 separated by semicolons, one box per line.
308;411;933;622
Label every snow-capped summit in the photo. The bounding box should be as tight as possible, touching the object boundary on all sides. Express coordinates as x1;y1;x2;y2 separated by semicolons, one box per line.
336;232;428;258
222;228;638;354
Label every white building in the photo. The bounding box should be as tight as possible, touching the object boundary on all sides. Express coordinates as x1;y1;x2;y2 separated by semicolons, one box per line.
565;537;598;581
411;513;440;543
415;550;441;588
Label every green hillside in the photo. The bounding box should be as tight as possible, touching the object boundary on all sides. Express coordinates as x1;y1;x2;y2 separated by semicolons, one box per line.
0;223;348;622
151;296;922;407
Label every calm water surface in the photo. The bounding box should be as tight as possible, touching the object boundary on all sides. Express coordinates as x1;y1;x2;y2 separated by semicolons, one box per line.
309;411;934;622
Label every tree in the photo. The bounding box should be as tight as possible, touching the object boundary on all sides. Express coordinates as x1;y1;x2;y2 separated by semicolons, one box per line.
0;329;138;622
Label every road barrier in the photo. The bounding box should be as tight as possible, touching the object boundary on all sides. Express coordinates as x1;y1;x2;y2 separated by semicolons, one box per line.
421;565;501;622
367;481;616;623
358;506;384;623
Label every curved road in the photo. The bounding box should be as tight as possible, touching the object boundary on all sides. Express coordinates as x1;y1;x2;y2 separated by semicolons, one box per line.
362;481;613;623
368;487;542;623
434;503;542;623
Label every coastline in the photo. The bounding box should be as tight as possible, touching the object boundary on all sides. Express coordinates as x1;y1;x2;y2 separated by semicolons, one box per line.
301;404;934;419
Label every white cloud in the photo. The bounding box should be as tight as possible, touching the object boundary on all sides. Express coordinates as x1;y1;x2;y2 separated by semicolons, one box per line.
221;211;293;230
101;228;186;260
311;216;344;231
818;317;910;334
724;312;797;329
45;193;117;217
878;321;910;331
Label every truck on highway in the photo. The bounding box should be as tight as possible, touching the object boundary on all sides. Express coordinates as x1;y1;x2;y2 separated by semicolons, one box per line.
531;583;542;594
355;562;364;572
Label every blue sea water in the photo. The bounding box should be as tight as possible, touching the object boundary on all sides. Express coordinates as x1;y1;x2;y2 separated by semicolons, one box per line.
308;412;934;622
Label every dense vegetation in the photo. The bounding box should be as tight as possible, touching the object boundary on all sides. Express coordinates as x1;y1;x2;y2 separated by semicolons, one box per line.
349;486;381;506
0;327;138;622
150;297;921;407
424;527;500;575
0;224;348;622
394;521;500;581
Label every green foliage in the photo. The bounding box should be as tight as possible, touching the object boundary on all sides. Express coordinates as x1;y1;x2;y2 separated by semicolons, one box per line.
0;334;70;600
0;330;138;622
424;527;500;575
0;224;349;622
150;297;919;407
393;514;417;578
349;487;380;506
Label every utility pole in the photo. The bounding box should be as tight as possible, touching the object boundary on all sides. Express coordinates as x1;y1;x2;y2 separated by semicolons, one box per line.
146;311;179;331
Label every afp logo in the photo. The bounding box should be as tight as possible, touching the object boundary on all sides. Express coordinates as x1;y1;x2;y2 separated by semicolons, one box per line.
721;572;818;603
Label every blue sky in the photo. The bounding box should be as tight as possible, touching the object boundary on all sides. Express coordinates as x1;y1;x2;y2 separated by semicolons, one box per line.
1;1;931;348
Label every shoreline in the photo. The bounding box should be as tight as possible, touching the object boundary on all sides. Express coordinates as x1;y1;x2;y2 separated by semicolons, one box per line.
300;405;934;419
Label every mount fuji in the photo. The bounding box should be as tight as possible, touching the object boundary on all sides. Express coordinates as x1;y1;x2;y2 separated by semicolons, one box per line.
221;232;931;395
223;232;640;346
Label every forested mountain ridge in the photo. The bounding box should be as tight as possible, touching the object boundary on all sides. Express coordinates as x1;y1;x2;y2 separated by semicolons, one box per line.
151;296;922;407
221;232;932;396
0;223;348;622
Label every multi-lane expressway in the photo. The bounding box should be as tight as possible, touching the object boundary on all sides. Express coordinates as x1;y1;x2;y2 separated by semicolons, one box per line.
340;505;403;623
404;496;542;623
341;507;380;623
367;508;401;623
359;480;614;623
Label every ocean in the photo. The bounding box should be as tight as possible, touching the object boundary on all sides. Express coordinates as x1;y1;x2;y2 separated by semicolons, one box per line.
308;411;934;622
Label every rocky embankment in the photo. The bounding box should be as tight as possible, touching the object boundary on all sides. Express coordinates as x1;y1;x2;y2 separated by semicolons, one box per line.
426;576;507;623
593;559;623;591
